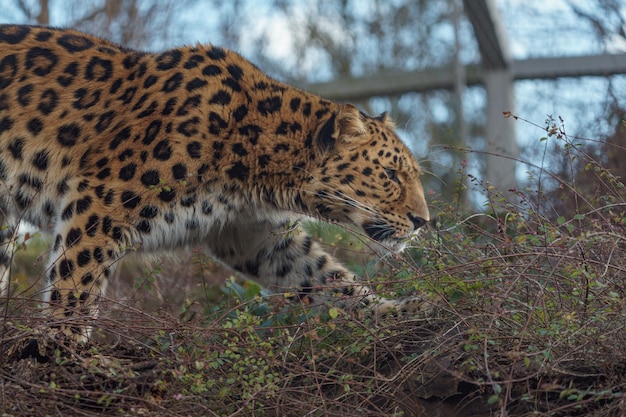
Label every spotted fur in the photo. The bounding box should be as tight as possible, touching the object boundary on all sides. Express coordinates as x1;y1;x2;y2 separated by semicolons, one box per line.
0;25;430;340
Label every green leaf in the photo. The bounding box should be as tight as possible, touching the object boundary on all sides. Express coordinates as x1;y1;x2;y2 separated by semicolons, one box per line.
487;394;500;405
244;282;262;298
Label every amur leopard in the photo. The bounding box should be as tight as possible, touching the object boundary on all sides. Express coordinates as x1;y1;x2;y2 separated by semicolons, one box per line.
0;25;430;341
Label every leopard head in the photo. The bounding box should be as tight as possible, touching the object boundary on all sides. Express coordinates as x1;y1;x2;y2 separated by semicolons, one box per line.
302;104;429;252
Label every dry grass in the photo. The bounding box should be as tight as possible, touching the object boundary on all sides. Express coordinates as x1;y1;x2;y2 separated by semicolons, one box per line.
3;115;626;416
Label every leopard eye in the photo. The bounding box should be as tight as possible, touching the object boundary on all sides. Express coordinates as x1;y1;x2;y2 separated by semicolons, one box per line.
385;168;400;184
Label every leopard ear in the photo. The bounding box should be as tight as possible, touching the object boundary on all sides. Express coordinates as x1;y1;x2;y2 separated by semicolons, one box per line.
336;104;367;143
375;111;396;128
315;104;366;154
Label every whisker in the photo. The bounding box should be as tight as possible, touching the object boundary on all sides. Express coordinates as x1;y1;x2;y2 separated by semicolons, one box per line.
290;166;380;217
295;186;379;218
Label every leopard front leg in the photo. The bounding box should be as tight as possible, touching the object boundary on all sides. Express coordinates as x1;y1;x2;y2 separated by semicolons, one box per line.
211;217;412;313
0;217;16;297
41;202;134;341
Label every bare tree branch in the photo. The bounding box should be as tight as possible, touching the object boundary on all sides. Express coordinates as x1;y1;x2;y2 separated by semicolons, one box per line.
36;0;49;24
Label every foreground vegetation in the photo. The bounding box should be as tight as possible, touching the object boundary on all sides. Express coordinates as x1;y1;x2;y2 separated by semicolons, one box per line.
2;117;626;416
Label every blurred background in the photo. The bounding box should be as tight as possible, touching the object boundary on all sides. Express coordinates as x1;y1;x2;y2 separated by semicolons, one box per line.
4;4;626;414
1;0;626;210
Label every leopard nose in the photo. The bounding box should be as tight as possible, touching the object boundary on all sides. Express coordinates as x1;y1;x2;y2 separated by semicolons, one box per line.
408;213;427;230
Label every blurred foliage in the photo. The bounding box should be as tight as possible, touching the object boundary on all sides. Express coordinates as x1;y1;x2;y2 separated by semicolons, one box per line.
3;0;194;48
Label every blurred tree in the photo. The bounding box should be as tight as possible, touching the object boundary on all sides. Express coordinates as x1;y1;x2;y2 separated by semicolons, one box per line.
569;1;626;53
540;107;626;225
514;1;626;219
5;0;192;49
